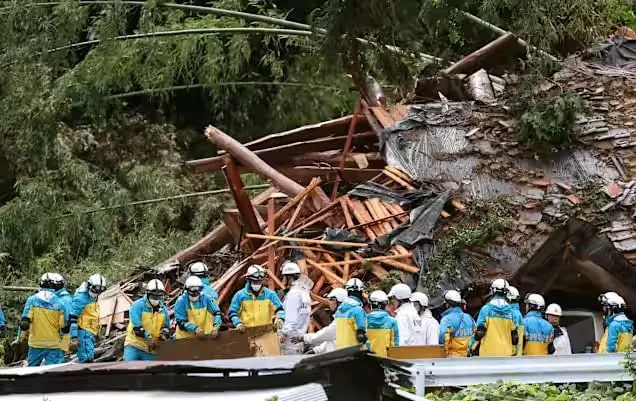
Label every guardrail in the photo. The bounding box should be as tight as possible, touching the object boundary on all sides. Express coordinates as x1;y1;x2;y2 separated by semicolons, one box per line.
408;353;633;397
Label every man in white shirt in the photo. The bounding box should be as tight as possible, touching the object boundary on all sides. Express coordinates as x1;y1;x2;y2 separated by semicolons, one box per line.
388;283;426;345
545;303;572;355
411;292;440;345
279;261;313;355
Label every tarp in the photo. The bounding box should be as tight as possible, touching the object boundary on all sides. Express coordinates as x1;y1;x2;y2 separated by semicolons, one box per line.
599;36;636;67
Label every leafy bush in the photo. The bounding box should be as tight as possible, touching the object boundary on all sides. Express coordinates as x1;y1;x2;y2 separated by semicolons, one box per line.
517;93;584;149
428;382;636;401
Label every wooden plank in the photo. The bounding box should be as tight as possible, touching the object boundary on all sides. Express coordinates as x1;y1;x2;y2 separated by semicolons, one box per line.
387;345;445;360
273;177;322;222
343;252;351;282
267;198;276;289
246;233;367;248
316;253;413;267
385;166;412;182
381;258;420;274
157;329;253;361
382;169;415;190
332;98;363;198
344;197;376;240
339;196;355;229
353;199;384;237
306;259;345;286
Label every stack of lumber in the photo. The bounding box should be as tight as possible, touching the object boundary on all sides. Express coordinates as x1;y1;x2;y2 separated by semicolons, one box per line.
210;167;424;333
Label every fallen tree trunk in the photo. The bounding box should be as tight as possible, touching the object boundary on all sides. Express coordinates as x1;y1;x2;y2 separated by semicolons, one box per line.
443;33;518;76
574;258;636;311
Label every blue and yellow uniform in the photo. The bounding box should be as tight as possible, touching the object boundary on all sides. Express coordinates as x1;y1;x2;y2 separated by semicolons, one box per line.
367;309;399;356
228;283;285;328
599;313;634;353
69;284;101;363
55;288;72;356
21;289;68;366
123;296;170;361
522;311;554;355
510;303;524;356
471;296;518;356
335;296;367;349
174;292;222;339
200;277;220;304
439;306;475;357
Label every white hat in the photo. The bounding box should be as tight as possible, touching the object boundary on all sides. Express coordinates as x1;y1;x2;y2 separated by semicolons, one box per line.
388;283;412;300
410;292;429;306
369;290;389;303
326;288;347;303
545;303;562;316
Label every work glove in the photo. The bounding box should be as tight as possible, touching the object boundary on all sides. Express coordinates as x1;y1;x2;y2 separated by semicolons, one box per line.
209;326;220;339
146;338;159;351
236;323;246;334
274;318;284;330
159;328;170;341
195;327;205;337
70;338;79;352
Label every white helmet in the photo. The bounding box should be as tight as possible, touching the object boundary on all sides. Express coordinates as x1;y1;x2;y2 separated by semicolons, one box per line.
525;293;546;310
40;273;56;289
410;292;429;307
605;292;627;307
490;278;509;296
599;291;621;305
47;273;65;290
185;275;203;289
443;290;462;304
281;261;301;276
189;261;208;278
388;283;411;300
369;290;389;304
545;303;563;316
146;279;165;294
326;287;348;303
507;286;520;303
345;278;364;292
87;274;107;294
245;265;266;281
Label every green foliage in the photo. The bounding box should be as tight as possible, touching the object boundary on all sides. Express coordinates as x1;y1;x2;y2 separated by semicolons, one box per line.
427;382;636;401
517;93;584;149
422;197;515;292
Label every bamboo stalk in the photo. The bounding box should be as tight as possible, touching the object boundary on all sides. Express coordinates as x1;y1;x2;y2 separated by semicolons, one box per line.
246;233;366;248
49;184;270;220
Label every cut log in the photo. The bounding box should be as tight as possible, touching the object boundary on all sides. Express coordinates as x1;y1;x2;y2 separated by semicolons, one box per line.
443;33;519;76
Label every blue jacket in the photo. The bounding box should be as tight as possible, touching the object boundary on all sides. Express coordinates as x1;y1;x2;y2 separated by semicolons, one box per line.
55;288;73;351
367;309;399;356
334;295;367;349
439;307;475;357
522;311;553;355
472;296;518;356
510;303;524;356
0;305;5;328
69;284;101;337
201;277;220;303
21;289;68;348
124;296;170;353
600;313;634;353
174;293;222;338
228;283;285;327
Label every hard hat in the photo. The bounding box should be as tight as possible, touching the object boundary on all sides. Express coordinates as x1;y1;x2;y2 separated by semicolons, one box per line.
345;278;364;292
525;293;546;309
326;288;347;303
40;273;55;289
88;274;107;294
507;286;520;302
605;292;627;307
185;275;203;289
369;290;389;303
599;291;621;305
48;273;65;290
388;283;411;300
281;261;301;276
490;278;509;294
189;261;208;277
146;279;166;294
245;265;266;281
546;303;563;316
410;292;429;306
443;290;462;304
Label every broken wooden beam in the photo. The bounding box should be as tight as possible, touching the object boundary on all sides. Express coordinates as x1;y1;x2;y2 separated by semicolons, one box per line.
245;233;368;248
443;33;519;76
332;98;363;198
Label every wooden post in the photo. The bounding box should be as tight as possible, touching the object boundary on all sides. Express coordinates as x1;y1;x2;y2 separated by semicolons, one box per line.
222;158;264;250
267;197;276;289
332;98;363;199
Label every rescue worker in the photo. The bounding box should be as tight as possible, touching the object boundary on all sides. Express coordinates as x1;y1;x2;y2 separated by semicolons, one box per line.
598;292;634;353
507;285;524;356
367;290;399;356
188;261;219;303
20;273;68;366
410;292;439;345
388;283;425;345
303;287;347;354
470;278;519;357
335;278;367;349
279;261;313;355
228;265;285;333
175;276;222;339
522;293;554;355
123;279;171;361
0;301;5;367
545;303;572;355
69;274;107;363
438;290;475;357
51;273;71;359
